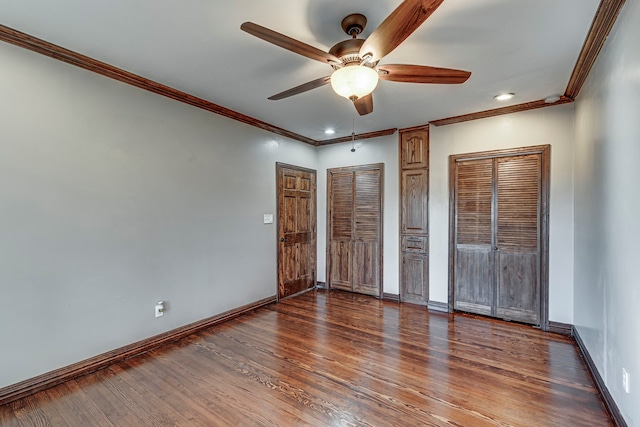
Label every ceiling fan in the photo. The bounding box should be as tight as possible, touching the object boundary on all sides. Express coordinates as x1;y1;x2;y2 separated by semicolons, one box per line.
241;0;471;116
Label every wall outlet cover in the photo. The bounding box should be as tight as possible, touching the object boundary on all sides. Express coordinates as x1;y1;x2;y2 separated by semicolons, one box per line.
155;302;165;318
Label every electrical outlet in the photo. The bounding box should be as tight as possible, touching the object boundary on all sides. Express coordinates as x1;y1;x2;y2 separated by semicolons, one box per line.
622;368;630;394
155;301;165;318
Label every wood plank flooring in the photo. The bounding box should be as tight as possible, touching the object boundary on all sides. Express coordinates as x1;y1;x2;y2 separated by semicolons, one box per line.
0;290;612;426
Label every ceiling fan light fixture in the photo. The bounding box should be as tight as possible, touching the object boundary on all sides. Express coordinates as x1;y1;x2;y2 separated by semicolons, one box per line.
330;65;379;100
494;92;515;101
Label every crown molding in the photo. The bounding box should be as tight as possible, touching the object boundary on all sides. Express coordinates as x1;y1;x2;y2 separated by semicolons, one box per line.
565;0;626;99
317;128;397;146
0;24;317;146
430;96;573;127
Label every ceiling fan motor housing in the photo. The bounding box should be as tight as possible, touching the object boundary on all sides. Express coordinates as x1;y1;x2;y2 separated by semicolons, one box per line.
329;38;368;69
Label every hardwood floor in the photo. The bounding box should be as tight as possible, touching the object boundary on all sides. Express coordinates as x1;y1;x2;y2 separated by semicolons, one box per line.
0;290;612;426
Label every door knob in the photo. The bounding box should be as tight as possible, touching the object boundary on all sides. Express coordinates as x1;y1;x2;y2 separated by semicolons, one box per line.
280;237;286;242
494;246;498;251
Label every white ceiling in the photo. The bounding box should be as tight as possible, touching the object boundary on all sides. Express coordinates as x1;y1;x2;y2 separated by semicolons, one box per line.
0;0;600;141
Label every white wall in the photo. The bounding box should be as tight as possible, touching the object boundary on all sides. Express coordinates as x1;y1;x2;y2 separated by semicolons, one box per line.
430;104;576;323
316;136;400;294
0;42;317;388
573;0;640;424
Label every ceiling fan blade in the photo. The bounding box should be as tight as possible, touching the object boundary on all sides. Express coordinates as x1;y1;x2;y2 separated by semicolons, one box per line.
360;0;445;63
241;22;341;65
353;93;373;116
268;76;332;100
379;64;471;84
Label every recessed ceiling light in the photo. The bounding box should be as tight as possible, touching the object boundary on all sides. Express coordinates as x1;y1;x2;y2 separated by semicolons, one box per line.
324;128;336;135
494;93;515;101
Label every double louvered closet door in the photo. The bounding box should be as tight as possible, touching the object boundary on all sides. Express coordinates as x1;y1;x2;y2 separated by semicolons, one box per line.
451;146;549;326
327;164;383;297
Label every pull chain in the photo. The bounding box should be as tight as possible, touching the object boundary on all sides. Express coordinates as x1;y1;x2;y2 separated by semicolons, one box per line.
351;117;356;153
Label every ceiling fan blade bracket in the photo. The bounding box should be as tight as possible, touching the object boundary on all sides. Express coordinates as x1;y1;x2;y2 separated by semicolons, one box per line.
360;53;375;66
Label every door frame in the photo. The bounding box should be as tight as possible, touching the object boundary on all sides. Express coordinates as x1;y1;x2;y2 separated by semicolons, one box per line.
276;162;317;301
326;163;384;298
447;145;550;330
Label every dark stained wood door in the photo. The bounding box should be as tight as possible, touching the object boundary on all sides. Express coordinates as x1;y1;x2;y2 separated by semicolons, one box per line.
450;146;549;327
453;158;494;316
495;154;542;323
399;126;430;305
328;171;353;291
277;163;316;299
327;164;383;297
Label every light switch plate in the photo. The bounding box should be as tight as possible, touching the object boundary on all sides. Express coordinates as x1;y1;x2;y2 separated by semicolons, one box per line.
263;214;274;224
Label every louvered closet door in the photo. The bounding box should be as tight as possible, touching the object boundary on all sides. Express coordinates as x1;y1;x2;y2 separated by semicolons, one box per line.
328;172;354;291
454;159;494;316
453;151;544;325
327;164;383;297
495;154;541;324
353;170;382;296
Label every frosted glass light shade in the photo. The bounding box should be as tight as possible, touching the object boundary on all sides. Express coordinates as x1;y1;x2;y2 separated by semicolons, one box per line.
330;66;379;99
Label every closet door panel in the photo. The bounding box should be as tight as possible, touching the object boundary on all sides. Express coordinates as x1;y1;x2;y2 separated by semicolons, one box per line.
353;242;379;296
401;252;428;303
401;130;429;169
354;170;381;240
454;247;492;315
329;240;352;291
495;154;541;324
401;170;428;235
496;252;538;323
353;169;382;297
328;171;353;290
454;159;493;315
329;172;354;241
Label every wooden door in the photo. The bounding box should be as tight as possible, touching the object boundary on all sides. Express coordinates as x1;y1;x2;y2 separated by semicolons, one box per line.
399;126;430;305
277;163;316;300
449;146;549;327
327;164;383;297
328;171;353;291
453;158;494;316
495;154;542;324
